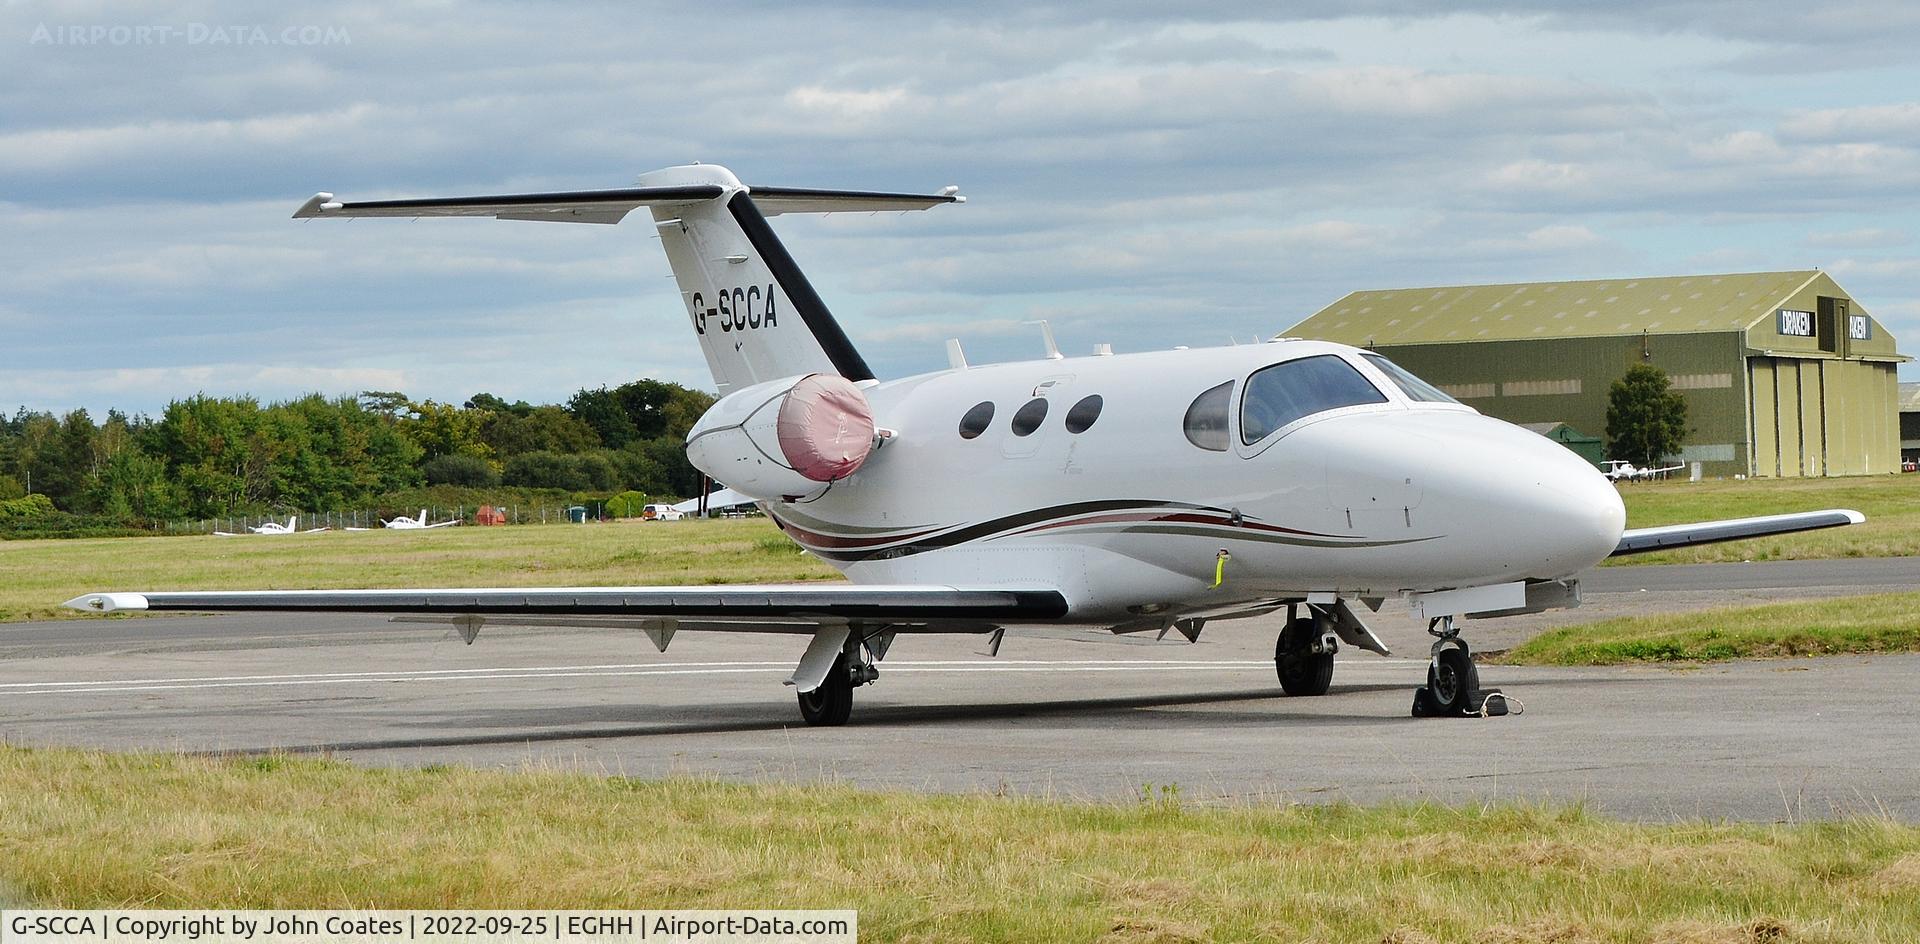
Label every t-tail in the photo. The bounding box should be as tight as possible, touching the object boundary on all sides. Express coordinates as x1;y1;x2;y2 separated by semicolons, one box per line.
294;164;963;394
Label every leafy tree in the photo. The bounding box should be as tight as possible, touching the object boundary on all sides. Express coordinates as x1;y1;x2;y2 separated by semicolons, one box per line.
568;386;639;448
423;453;500;488
0;475;22;500
85;450;181;520
400;399;491;461
481;406;602;457
465;392;534;417
630;436;703;498
502;451;591;491
611;379;715;440
359;390;412;420
1606;364;1689;466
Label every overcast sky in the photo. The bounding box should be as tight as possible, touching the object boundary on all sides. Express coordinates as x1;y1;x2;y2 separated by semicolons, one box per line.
5;1;1919;416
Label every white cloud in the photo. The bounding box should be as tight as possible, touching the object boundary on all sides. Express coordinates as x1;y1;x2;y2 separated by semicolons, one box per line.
6;0;1920;412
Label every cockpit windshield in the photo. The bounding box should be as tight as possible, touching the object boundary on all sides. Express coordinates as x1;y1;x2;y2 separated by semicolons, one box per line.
1240;355;1388;444
1360;353;1459;404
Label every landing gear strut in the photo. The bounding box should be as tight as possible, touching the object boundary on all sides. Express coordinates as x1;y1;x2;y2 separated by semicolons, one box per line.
1275;606;1338;696
796;631;882;727
1411;616;1508;717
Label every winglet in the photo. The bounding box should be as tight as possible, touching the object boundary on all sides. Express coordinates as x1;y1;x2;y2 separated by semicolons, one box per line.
292;192;342;219
64;592;151;613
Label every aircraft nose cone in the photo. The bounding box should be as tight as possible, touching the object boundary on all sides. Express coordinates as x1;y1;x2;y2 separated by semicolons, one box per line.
1411;413;1625;577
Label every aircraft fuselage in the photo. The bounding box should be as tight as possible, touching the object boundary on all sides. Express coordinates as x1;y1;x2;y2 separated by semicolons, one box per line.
763;340;1626;621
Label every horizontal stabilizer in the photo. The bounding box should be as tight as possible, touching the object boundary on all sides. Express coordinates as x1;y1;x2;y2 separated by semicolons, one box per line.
1610;509;1863;557
293;184;962;224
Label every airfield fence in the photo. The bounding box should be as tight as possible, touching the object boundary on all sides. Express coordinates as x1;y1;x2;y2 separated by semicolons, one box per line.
162;505;610;535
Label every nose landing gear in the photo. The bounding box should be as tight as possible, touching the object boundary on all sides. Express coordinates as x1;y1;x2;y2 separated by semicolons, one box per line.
1411;616;1510;718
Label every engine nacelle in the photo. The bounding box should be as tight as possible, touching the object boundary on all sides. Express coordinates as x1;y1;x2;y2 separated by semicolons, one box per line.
685;373;876;503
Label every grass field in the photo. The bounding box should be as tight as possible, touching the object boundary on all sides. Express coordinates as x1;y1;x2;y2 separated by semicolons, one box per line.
1;746;1915;942
1610;474;1920;564
0;519;838;623
1500;590;1920;666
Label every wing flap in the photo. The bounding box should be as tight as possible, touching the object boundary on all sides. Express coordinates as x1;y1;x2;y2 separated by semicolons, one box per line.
1610;509;1863;557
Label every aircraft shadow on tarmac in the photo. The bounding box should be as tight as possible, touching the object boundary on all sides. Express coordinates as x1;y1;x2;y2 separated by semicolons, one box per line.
214;677;1631;757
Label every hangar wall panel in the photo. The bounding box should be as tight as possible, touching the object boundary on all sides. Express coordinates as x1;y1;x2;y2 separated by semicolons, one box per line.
1372;332;1750;474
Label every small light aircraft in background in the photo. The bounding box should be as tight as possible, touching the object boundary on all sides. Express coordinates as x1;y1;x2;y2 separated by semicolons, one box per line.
381;509;462;530
68;164;1864;725
1602;459;1686;482
213;516;328;537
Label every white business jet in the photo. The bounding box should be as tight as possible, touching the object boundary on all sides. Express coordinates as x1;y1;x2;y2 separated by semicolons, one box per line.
382;509;461;530
213;516;328;537
67;164;1863;725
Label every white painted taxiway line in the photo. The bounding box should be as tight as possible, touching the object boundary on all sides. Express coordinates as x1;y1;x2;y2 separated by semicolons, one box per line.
0;658;1429;697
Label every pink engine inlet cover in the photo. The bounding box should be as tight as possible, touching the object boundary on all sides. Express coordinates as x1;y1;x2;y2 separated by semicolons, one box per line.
776;373;876;482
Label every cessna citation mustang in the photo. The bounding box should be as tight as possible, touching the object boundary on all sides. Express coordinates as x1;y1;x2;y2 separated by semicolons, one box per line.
66;164;1864;725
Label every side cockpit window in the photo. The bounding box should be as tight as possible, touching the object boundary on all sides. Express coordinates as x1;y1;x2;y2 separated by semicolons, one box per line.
1240;355;1387;444
1183;381;1233;451
1361;353;1459;404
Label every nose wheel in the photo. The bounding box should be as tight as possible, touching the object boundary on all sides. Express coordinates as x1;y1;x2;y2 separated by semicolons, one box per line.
1412;616;1508;717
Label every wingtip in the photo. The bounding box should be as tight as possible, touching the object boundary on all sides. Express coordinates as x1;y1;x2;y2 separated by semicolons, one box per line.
292;192;341;219
63;592;149;613
1839;509;1867;525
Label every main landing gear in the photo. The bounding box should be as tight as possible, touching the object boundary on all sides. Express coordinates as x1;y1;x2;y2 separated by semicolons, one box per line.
1411;615;1509;718
1274;606;1339;696
797;632;882;727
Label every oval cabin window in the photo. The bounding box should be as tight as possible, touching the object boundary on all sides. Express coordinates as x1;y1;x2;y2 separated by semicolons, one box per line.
958;401;995;439
1065;395;1103;433
1010;398;1049;437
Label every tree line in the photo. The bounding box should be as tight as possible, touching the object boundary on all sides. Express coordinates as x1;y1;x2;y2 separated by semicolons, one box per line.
0;379;716;523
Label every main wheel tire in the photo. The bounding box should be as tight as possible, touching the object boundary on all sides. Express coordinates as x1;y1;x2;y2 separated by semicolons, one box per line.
1426;645;1478;716
797;653;854;726
1275;618;1335;696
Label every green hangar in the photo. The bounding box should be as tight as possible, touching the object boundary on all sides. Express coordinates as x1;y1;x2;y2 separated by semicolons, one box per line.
1287;270;1905;477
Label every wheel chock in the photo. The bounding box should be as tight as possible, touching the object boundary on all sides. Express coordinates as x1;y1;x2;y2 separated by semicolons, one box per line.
1410;686;1516;718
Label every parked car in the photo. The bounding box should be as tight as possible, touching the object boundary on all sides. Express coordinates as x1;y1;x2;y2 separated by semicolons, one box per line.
641;503;685;521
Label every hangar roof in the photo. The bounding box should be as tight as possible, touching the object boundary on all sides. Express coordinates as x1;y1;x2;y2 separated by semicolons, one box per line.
1901;383;1920;414
1289;270;1825;346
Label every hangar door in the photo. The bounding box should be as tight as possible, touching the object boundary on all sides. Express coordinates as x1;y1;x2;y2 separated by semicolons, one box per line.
1748;356;1898;477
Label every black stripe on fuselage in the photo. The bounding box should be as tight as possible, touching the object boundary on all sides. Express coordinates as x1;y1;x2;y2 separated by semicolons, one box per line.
791;499;1237;563
727;192;876;382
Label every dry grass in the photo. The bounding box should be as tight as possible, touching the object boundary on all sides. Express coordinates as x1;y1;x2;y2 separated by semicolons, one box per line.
1611;475;1920;564
1500;591;1920;665
0;519;839;622
1;746;1916;941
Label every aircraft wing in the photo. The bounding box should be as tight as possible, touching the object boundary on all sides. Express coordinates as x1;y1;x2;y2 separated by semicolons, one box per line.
293;184;961;225
64;584;1064;624
63;584;1063;694
423;521;461;529
1610;509;1863;557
